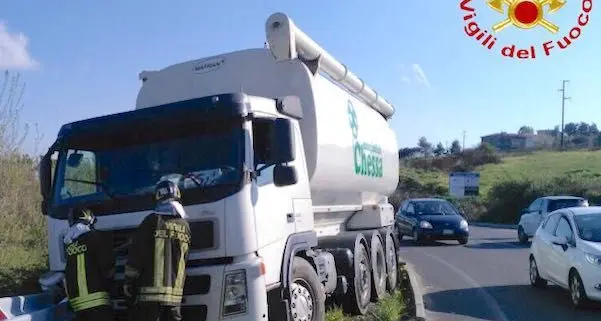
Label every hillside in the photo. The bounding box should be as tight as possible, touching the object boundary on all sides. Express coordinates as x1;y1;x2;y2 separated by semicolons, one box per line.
395;149;601;224
478;150;601;197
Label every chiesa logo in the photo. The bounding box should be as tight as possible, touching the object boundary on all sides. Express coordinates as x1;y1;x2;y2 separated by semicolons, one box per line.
347;100;383;178
461;0;592;59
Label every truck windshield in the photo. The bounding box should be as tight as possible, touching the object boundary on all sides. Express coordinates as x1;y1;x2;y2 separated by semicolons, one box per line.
52;120;244;207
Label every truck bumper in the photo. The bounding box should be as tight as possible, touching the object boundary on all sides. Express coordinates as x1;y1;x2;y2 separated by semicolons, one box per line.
183;254;269;321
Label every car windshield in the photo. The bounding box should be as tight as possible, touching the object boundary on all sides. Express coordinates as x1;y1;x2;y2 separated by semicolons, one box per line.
574;214;601;242
414;201;459;216
52;120;243;206
548;198;587;212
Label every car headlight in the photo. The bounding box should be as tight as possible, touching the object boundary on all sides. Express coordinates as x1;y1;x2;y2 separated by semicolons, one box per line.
459;220;469;230
584;252;601;266
419;221;432;229
222;270;248;317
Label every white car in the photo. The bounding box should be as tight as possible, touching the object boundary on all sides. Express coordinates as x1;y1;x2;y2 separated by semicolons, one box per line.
518;196;588;244
529;207;601;308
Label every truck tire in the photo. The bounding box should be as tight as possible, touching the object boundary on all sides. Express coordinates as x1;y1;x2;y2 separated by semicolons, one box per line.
370;233;386;301
343;242;372;315
384;233;398;291
290;257;326;321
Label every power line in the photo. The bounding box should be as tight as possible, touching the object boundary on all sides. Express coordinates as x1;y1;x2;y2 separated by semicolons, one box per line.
558;80;571;151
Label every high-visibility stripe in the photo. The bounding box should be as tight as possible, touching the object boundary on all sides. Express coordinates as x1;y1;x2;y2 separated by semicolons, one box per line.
154;237;165;287
174;242;189;291
76;254;88;296
69;291;110;312
139;286;183;296
137;294;182;304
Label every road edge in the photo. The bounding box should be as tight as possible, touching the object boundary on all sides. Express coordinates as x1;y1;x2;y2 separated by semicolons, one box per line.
470;222;517;230
404;262;426;320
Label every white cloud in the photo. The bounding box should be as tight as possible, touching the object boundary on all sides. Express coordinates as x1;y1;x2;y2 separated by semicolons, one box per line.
397;63;431;88
0;21;39;70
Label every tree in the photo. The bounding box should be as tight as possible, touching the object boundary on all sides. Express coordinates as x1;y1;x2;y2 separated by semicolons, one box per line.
450;140;461;154
518;126;534;135
398;147;421;159
0;71;29;155
433;142;446;156
418;137;432;156
590;123;599;135
576;122;590;136
564;122;578;136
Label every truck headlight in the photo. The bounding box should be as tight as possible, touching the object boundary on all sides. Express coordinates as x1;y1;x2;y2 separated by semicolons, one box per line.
419;221;432;229
584;252;601;266
460;220;469;230
222;270;248;316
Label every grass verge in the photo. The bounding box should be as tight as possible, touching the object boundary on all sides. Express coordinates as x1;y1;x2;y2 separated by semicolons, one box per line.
325;264;415;321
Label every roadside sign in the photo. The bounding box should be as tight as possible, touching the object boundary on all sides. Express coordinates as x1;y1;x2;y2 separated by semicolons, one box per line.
449;172;480;198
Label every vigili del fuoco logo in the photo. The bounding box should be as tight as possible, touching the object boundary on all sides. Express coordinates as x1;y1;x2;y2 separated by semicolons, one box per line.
461;0;593;59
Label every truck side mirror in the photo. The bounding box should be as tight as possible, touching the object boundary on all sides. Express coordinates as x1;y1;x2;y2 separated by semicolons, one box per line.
271;118;295;164
39;153;52;215
273;164;297;187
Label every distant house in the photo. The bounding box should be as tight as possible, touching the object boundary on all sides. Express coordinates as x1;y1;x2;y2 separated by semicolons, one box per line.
481;133;528;151
537;129;557;137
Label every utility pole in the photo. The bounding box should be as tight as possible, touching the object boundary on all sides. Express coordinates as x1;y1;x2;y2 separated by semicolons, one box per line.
558;80;571;151
462;130;466;151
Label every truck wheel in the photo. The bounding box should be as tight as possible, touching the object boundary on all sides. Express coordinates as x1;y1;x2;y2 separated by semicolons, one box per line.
290;257;325;321
384;233;398;291
370;234;386;301
343;242;372;315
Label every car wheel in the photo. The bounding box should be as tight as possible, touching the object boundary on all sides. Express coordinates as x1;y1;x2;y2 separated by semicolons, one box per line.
529;257;547;288
412;229;422;245
569;270;589;309
518;226;528;244
458;237;468;245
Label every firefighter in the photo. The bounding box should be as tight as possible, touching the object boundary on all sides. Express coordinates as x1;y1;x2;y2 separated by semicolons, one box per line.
124;179;191;321
63;207;115;321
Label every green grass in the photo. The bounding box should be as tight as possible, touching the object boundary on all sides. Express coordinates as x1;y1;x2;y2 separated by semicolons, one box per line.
401;150;601;200
476;150;601;197
0;156;48;297
324;290;405;321
372;290;405;321
325;306;350;321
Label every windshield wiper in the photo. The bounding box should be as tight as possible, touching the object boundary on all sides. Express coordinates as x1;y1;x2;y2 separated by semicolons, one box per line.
64;178;116;199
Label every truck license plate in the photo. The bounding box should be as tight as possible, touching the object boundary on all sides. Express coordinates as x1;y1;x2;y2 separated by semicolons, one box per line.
443;229;454;235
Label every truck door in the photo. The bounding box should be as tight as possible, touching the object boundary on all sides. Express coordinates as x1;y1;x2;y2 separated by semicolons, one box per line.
251;118;296;244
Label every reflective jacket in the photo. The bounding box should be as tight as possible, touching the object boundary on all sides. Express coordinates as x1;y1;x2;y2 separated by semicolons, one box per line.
125;213;191;306
64;229;115;312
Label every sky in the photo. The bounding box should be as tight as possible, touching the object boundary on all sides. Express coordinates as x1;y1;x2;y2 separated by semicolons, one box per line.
1;0;599;155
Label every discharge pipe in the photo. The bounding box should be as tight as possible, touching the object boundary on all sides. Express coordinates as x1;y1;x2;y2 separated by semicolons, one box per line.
265;12;396;120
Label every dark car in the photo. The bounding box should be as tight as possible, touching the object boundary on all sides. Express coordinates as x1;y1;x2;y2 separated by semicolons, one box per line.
395;198;470;245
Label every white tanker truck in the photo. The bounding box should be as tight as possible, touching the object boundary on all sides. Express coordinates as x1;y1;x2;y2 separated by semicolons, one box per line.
37;12;400;321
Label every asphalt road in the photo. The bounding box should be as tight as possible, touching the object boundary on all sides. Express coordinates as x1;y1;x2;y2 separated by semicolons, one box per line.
397;225;601;321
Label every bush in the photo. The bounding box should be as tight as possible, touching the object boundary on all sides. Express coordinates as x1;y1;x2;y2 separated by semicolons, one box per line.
0;155;47;296
404;142;500;173
482;174;601;224
0;71;47;296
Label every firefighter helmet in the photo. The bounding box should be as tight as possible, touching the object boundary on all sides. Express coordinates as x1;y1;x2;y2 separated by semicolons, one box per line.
68;207;96;226
154;179;181;204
